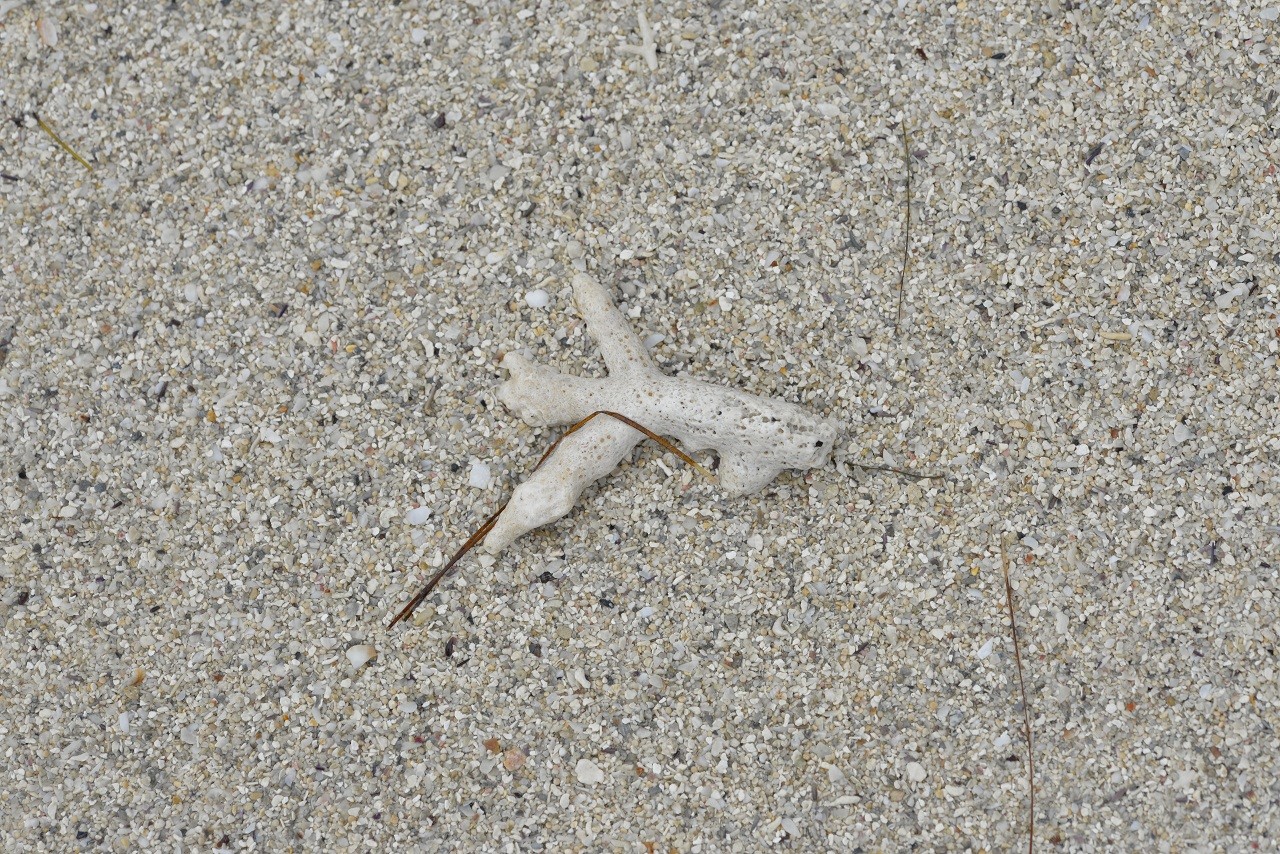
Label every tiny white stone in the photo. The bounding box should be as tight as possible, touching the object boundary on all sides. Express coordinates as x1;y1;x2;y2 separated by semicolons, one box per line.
346;644;377;670
524;289;550;309
976;638;994;659
747;533;764;551
406;506;431;525
637;606;655;618
118;712;130;734
37;16;58;47
410;27;427;44
1173;423;1194;444
906;761;927;783
994;732;1011;749
1263;7;1280;21
468;459;492;489
575;758;605;785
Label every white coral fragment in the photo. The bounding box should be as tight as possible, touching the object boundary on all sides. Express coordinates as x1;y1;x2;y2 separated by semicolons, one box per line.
482;273;838;554
618;8;659;71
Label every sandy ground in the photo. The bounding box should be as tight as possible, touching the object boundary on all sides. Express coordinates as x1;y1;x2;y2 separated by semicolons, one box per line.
2;1;1279;850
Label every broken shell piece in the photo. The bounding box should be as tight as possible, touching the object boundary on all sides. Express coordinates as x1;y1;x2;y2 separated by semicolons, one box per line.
485;272;838;551
346;644;377;670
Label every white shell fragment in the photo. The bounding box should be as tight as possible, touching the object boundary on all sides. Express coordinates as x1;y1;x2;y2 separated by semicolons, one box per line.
405;506;431;525
346;644;377;670
479;273;837;554
575;758;605;786
618;9;658;71
524;288;550;308
468;459;493;489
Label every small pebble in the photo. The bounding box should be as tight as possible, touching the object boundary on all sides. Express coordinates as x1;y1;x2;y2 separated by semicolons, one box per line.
524;289;550;308
406;506;431;525
503;748;526;772
468;459;492;489
37;16;58;47
575;758;605;786
906;762;927;783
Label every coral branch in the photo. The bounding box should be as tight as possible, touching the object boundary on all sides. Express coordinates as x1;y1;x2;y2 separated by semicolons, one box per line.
391;272;840;625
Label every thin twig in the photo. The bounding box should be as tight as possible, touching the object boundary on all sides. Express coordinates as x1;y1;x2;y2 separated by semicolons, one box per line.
1000;536;1035;854
389;410;715;628
33;113;93;172
852;462;943;482
894;121;911;333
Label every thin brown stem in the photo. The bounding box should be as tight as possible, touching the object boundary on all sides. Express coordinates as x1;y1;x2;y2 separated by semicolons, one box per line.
1000;537;1035;854
34;113;93;172
852;463;943;482
894;121;911;333
387;506;505;628
389;410;715;628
